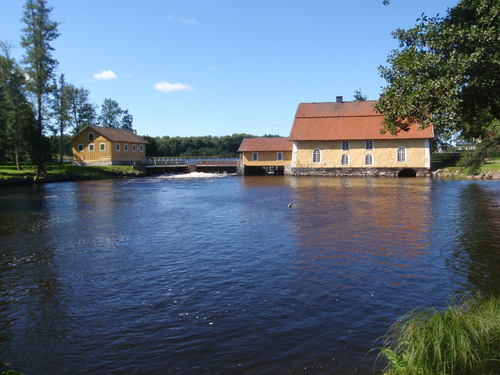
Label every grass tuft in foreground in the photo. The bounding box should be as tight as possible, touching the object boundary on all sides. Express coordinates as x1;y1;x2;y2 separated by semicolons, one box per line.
378;295;500;375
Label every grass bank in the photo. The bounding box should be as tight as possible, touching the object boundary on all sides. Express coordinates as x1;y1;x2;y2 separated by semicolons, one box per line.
0;162;146;186
431;154;500;178
378;295;500;375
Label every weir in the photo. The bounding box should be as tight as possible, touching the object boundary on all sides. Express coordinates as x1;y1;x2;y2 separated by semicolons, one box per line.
144;158;238;176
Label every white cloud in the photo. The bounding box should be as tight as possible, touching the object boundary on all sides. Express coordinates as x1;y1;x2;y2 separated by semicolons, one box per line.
93;70;118;80
154;81;194;92
181;17;198;25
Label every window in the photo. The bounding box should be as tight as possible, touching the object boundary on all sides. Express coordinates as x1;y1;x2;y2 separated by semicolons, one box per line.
140;145;144;152
88;132;94;141
342;141;350;151
365;153;373;166
365;140;374;150
341;154;349;166
252;152;258;161
116;143;120;151
397;147;406;162
277;152;283;161
124;144;129;152
89;143;95;152
312;149;321;163
100;143;106;151
78;144;84;152
132;144;136;152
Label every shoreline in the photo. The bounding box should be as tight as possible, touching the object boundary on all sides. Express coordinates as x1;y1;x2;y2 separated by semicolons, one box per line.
0;170;147;187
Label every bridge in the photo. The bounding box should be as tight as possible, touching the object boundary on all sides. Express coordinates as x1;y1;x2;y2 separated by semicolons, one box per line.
144;158;240;175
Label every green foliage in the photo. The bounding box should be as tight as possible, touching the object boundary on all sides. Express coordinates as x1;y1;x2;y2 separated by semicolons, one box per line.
376;0;500;142
145;133;254;158
353;89;367;101
98;98;135;132
20;0;60;174
0;45;39;168
378;295;500;375
457;128;500;174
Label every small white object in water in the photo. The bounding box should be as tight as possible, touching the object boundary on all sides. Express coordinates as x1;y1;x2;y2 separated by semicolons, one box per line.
288;203;292;208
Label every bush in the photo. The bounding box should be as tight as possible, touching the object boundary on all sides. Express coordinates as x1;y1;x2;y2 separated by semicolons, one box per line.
378;295;500;375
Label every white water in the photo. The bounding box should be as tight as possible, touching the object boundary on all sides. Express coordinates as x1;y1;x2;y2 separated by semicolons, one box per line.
155;171;232;179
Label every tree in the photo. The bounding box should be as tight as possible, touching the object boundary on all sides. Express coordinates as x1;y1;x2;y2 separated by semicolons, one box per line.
66;85;97;133
98;98;135;132
121;109;134;132
376;0;500;143
99;98;122;128
0;42;37;169
20;0;60;174
51;74;71;163
353;89;367;101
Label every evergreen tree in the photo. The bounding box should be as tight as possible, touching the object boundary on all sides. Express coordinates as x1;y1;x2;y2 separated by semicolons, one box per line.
0;42;37;169
20;0;60;174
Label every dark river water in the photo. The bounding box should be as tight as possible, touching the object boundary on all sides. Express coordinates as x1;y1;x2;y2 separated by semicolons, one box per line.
1;174;499;374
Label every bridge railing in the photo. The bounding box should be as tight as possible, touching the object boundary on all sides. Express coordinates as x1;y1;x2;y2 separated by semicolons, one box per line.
147;157;239;166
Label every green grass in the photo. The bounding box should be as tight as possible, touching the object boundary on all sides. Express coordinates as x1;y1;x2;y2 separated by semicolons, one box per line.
0;162;142;181
378;295;500;375
480;157;500;173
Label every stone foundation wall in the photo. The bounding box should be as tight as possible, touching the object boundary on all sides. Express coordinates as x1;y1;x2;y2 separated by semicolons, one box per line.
289;167;431;177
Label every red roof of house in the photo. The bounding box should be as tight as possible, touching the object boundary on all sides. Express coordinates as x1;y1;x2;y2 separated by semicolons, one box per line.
237;137;293;152
289;101;434;140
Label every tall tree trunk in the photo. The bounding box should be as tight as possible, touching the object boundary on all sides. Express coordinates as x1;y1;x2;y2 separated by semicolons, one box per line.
15;145;21;171
36;94;45;175
60;121;63;163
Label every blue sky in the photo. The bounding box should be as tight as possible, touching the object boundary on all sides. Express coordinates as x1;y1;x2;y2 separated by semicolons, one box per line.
0;0;457;137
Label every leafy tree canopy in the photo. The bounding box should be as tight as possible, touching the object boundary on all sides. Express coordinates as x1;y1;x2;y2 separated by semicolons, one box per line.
98;98;135;132
376;0;500;142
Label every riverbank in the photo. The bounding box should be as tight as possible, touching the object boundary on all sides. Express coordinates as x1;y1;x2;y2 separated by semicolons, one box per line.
2;161;500;187
0;163;146;187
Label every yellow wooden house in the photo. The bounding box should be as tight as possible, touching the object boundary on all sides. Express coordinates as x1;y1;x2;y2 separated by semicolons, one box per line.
237;137;293;175
68;125;148;166
289;97;434;177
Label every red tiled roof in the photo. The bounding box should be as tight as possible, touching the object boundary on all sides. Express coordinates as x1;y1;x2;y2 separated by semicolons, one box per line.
237;137;293;152
289;101;434;140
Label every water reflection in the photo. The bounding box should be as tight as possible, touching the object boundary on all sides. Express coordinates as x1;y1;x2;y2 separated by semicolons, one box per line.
454;183;500;295
1;177;500;374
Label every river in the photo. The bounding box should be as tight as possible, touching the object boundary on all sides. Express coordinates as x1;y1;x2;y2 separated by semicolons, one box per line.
1;174;499;374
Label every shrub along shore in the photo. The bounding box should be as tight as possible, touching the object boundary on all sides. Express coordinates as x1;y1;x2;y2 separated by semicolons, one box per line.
378;294;500;375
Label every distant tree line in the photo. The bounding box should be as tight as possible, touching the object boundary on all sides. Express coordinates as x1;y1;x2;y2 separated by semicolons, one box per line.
0;0;135;173
144;134;280;158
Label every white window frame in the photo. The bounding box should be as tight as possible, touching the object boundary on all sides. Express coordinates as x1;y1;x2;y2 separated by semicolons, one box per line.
312;149;321;163
89;143;95;152
365;153;373;166
88;132;94;141
99;143;106;151
397;147;406;162
140;145;144;152
78;144;84;152
124;144;129;152
252;152;258;161
132;144;136;152
342;141;350;151
116;143;120;151
341;154;349;166
277;152;283;161
365;140;374;150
